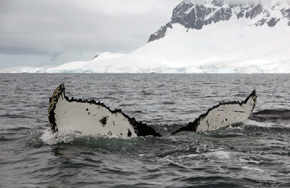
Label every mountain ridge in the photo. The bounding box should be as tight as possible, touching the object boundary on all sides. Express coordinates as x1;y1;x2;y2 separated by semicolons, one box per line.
148;0;290;42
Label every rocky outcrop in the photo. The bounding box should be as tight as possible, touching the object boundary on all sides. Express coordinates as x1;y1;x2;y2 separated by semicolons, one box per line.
148;0;290;42
148;23;172;43
282;8;290;25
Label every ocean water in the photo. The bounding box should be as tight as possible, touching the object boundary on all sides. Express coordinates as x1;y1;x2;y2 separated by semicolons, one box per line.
0;73;290;188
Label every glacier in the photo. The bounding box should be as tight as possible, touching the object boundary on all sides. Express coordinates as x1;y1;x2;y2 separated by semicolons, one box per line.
2;0;290;74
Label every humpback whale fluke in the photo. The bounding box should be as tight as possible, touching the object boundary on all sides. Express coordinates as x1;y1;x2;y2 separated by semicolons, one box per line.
171;90;257;135
48;84;257;137
48;84;162;138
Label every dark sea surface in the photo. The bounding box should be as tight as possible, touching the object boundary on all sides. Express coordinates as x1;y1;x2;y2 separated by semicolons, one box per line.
0;73;290;188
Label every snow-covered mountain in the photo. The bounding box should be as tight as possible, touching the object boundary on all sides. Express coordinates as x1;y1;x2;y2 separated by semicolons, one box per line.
148;0;290;42
6;0;290;73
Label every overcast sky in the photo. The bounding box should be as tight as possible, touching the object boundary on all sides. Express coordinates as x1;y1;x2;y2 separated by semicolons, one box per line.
0;0;181;69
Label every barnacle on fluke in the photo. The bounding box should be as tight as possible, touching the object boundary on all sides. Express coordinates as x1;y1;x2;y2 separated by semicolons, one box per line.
48;84;257;137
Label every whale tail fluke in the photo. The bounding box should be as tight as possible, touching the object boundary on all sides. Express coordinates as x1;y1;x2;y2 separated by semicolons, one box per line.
48;84;257;137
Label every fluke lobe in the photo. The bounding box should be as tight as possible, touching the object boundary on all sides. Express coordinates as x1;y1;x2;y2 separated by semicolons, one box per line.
172;90;257;135
48;84;161;138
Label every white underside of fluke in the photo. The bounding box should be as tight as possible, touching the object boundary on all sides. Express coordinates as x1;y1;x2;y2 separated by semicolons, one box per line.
54;93;137;138
196;96;256;132
171;90;257;135
48;84;162;138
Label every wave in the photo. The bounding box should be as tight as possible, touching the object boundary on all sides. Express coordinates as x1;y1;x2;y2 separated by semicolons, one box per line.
251;109;290;122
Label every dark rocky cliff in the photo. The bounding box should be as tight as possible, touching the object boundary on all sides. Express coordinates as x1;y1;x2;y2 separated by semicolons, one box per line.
148;0;290;42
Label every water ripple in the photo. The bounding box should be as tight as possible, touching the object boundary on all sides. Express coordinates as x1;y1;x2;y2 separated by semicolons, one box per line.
1;73;290;187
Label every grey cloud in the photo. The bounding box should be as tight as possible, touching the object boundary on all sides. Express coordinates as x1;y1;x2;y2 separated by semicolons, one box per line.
0;46;52;55
0;0;181;68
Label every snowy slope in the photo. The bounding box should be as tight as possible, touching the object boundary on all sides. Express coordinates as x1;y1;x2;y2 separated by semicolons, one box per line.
5;0;290;73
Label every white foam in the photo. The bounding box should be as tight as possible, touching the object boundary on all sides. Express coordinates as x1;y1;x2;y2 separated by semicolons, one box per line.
209;150;232;159
242;166;265;172
40;128;81;145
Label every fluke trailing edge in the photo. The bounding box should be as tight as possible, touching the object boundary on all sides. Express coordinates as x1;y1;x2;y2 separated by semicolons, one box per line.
48;84;257;138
